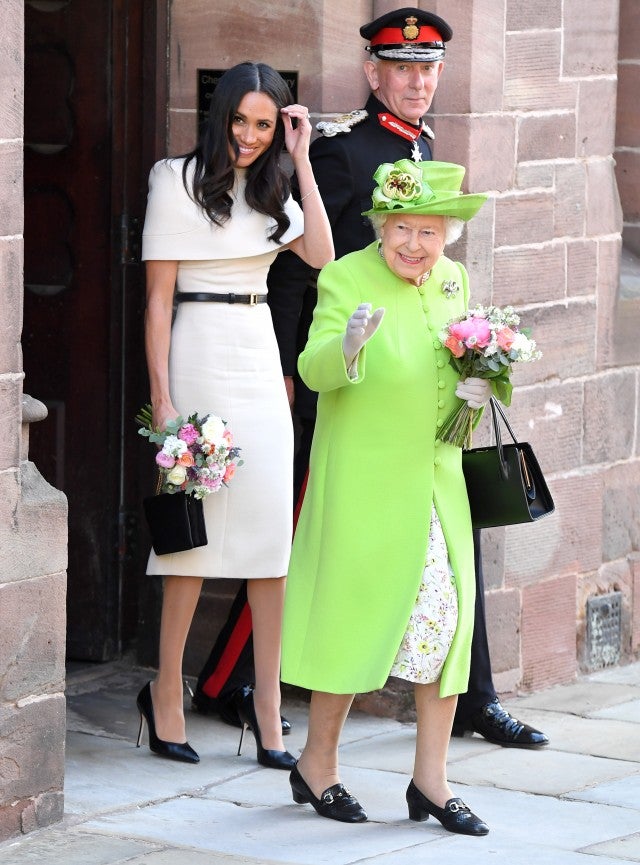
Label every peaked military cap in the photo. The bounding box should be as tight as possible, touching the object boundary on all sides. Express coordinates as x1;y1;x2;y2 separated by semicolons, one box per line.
360;7;452;62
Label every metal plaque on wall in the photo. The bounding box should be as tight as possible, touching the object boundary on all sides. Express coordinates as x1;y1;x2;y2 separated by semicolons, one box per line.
197;69;299;131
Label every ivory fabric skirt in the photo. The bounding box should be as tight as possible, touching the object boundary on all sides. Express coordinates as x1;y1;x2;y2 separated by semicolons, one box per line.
146;284;293;580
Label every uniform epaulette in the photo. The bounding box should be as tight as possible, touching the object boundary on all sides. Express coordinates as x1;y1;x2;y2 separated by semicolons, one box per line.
422;123;435;140
316;109;368;137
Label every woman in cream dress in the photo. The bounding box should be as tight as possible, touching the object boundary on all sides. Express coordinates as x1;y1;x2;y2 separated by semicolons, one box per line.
138;62;333;767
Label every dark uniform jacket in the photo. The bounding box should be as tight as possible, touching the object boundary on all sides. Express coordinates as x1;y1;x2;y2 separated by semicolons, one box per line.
267;92;434;418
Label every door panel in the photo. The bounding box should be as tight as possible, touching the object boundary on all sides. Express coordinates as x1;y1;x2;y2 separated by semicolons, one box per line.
23;0;151;660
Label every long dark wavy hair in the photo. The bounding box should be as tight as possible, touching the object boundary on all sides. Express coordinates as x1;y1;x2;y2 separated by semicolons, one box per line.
182;62;292;243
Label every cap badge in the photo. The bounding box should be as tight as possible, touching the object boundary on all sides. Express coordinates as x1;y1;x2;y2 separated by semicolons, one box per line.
402;16;420;41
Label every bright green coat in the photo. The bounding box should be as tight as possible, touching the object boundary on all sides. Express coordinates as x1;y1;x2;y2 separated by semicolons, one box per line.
281;243;476;698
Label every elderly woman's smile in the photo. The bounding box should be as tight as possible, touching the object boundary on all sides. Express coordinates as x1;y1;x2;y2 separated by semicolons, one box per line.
379;213;447;285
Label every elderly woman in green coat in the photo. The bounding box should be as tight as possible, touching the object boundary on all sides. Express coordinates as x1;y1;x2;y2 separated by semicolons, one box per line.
281;159;492;836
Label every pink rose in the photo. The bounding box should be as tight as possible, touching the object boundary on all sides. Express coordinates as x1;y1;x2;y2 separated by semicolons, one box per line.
451;317;491;349
178;423;199;445
444;334;466;358
222;428;233;445
155;451;175;469
496;326;516;351
223;463;236;483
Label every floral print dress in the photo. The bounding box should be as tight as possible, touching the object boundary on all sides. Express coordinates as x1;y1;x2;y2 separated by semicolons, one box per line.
390;505;458;684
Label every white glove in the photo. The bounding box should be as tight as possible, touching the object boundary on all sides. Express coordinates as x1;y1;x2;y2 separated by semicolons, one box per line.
343;303;385;365
455;377;492;409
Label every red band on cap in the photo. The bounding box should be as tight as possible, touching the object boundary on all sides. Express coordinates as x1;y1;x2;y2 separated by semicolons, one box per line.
370;25;443;46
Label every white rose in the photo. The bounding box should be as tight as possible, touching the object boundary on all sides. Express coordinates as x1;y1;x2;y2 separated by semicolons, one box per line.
166;465;187;486
201;414;225;445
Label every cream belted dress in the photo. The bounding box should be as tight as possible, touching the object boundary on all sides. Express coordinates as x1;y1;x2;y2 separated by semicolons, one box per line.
142;157;304;579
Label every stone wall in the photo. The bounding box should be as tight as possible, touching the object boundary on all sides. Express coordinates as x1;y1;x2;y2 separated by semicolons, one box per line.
0;0;68;842
163;0;639;695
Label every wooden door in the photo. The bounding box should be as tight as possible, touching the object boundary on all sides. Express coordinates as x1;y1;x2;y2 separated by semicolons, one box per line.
23;0;161;660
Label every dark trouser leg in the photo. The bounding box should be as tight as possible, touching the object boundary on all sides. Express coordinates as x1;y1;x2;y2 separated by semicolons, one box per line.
194;581;255;711
293;415;315;507
454;528;497;721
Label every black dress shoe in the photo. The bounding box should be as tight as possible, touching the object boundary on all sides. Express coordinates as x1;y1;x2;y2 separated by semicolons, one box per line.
290;765;367;823
406;780;488;836
452;698;549;748
136;682;200;764
192;688;292;735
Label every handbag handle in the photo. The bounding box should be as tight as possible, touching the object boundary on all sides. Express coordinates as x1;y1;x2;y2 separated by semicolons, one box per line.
488;398;534;493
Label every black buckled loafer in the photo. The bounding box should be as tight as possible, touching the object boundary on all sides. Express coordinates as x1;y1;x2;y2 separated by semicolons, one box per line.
453;698;549;748
290;765;367;823
406;780;489;835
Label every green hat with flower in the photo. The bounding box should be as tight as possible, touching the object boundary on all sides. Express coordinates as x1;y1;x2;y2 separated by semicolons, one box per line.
362;159;487;221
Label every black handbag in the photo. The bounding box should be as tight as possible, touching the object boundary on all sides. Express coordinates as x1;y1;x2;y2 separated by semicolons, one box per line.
143;489;208;555
462;398;555;529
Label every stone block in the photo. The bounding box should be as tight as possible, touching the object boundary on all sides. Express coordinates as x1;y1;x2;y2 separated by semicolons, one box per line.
515;162;555;190
618;0;640;60
622;226;640;257
0;237;23;375
0;375;21;472
447;198;495;293
583;372;637;464
630;553;640;653
614;149;640;222
485;587;521;675
432;0;506;114
601;461;640;562
555;162;587;238
567;239;598;297
0;461;67;583
508;300;597;385
494;192;555;248
521;572;577;690
505;473;603;586
493;243;565;307
0;0;23;140
479;525;506;591
596;237;624;369
506;0;561;30
0;695;65;802
577;79;617;157
432;115;516;193
17;791;64;837
503;381;583;475
168;108;198;157
0;141;23;237
0;572;66;703
517;113;575;163
563;0;619;76
586;159;623;237
505;31;577;111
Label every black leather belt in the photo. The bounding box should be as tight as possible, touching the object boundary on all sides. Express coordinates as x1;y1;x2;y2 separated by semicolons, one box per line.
175;292;267;305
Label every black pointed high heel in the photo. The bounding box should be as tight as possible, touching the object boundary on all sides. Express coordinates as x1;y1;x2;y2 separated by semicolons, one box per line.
136;681;200;764
233;685;296;770
406;780;488;835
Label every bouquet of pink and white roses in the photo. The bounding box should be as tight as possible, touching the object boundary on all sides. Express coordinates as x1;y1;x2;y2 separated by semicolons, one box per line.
136;405;242;499
437;305;542;448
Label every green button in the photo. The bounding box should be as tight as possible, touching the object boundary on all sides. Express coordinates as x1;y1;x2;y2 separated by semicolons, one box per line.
436;418;443;428
433;340;442;349
434;457;442;467
438;400;445;408
438;381;445;389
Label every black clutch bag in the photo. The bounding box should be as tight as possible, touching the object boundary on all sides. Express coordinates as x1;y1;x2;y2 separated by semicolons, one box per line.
462;398;555;529
143;490;208;555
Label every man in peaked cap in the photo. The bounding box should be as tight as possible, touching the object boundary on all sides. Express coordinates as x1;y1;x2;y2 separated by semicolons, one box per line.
192;7;549;752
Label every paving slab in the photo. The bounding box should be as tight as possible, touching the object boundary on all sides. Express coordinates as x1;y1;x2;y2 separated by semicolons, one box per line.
566;773;640;808
512;681;640;715
446;744;639;796
581;832;640;862
591;698;640;724
0;829;160;865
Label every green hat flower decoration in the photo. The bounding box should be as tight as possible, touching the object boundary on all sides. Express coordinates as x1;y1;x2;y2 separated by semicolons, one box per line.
364;159;488;222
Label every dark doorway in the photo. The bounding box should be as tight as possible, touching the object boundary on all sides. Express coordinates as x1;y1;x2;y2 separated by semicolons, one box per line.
23;0;165;660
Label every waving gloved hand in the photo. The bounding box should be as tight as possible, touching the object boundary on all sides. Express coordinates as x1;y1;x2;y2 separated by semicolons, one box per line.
343;303;385;366
455;377;492;409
